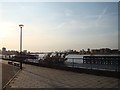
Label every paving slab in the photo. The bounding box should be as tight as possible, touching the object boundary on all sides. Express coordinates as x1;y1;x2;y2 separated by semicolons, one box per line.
6;63;119;88
1;59;20;90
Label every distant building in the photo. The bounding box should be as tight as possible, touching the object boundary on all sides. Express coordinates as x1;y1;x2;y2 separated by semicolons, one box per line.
99;48;111;54
79;49;86;54
111;49;119;54
0;49;1;54
87;48;91;54
2;47;6;54
91;49;100;54
2;47;6;51
91;48;119;55
23;50;27;54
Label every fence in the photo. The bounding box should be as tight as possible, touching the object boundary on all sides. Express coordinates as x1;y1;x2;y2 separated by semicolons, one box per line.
65;56;119;72
2;55;120;72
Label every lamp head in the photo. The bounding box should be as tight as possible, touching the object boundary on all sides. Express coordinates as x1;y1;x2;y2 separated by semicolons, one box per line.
19;24;24;27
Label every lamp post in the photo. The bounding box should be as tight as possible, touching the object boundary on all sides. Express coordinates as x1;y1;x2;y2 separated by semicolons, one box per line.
19;24;24;69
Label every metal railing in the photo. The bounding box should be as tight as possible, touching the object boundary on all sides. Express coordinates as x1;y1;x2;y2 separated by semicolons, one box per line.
65;57;119;72
1;55;119;72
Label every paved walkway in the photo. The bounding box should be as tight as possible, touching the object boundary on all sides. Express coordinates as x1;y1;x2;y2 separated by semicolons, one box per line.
0;60;2;90
5;61;119;88
1;60;20;90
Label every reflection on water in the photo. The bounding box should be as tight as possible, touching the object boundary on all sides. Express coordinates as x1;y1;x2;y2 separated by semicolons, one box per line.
66;54;84;63
37;54;85;63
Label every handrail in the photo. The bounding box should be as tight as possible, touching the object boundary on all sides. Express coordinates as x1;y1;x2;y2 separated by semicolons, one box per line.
65;57;119;72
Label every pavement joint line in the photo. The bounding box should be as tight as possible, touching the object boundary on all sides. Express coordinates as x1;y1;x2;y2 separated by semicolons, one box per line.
2;69;21;90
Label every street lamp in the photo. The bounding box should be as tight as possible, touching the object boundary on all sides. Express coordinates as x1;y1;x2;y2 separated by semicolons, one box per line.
19;24;24;69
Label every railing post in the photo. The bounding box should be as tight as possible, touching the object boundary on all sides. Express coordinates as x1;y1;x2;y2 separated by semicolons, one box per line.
72;58;74;68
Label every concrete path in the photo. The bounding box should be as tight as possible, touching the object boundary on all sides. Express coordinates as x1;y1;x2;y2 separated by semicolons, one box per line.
6;62;119;88
0;60;2;90
1;60;20;89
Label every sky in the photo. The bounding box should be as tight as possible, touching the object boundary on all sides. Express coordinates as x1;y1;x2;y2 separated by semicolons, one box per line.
0;0;120;2
0;2;118;52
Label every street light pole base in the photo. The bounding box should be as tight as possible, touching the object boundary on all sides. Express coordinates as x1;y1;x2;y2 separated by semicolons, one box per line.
20;62;22;70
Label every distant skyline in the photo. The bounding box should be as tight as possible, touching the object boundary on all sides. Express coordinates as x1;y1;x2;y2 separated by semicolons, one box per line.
0;2;118;52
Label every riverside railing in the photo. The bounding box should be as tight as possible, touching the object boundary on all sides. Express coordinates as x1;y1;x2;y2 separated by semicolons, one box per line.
2;54;119;72
65;56;119;72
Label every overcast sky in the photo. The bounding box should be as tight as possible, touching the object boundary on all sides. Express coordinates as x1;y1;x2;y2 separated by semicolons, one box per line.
0;2;118;52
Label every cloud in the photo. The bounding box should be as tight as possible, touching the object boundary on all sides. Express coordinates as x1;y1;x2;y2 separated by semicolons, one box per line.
98;7;108;20
64;9;73;17
96;7;108;26
52;22;67;30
